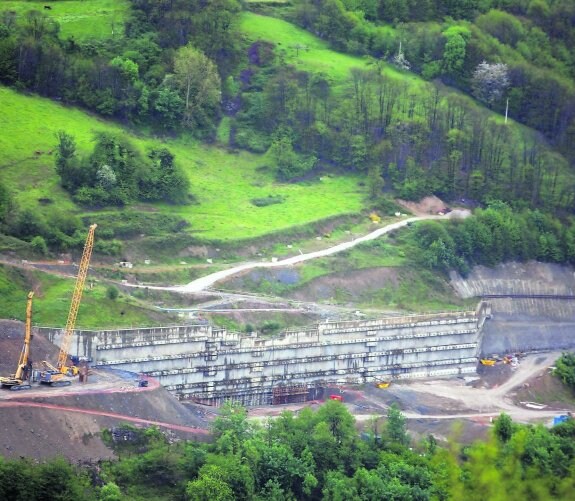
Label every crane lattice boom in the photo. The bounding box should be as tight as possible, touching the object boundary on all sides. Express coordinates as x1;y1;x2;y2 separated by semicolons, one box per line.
15;291;34;380
57;224;97;370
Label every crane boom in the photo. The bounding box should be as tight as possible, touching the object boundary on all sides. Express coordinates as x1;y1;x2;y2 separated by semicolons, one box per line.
14;291;34;381
1;291;34;390
57;224;97;371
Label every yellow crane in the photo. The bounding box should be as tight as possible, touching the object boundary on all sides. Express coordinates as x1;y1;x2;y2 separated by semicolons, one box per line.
57;223;97;375
0;292;35;391
40;224;97;385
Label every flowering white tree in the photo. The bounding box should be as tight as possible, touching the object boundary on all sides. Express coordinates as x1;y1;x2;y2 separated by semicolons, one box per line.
472;61;510;105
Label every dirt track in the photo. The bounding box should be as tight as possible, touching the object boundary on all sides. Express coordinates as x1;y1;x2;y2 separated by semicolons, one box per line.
0;400;208;435
364;352;571;424
143;211;470;294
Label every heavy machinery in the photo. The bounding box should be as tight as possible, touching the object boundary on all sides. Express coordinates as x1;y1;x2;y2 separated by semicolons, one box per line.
38;360;71;387
40;224;97;385
0;292;35;391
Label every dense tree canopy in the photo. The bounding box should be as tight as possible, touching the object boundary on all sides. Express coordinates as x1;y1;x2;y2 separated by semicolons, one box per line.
55;132;190;207
1;403;574;500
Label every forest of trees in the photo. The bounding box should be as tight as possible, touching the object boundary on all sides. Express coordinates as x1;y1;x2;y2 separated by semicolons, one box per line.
1;0;575;259
406;201;575;275
55;131;190;207
289;0;575;160
1;402;574;500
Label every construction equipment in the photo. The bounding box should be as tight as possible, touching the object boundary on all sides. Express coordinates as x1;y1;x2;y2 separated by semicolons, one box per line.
41;224;97;382
38;360;71;387
0;292;35;391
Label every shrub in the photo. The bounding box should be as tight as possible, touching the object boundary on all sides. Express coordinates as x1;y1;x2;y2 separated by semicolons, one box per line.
107;286;119;300
250;195;285;207
30;236;48;256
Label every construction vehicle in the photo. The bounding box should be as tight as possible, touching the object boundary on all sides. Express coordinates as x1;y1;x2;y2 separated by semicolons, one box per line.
0;292;35;391
38;360;71;387
40;224;97;384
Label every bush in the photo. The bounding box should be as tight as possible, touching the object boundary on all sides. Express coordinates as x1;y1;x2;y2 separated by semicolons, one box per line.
554;353;575;393
107;286;120;300
94;239;123;256
30;236;48;256
250;195;285;207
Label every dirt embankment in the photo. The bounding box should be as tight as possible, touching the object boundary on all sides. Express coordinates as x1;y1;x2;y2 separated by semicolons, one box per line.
0;322;210;461
0;320;60;374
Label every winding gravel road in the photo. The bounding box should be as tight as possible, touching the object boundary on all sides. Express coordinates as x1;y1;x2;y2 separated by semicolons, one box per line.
164;211;470;293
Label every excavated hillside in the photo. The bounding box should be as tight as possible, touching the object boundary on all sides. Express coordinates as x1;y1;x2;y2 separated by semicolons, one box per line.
0;320;210;462
450;262;575;354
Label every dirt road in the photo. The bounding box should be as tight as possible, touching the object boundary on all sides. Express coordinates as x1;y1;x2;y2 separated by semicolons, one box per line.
157;211;469;293
399;352;568;423
0;400;208;435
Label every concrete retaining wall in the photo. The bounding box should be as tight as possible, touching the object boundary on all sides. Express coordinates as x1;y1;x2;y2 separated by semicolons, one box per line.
38;302;490;405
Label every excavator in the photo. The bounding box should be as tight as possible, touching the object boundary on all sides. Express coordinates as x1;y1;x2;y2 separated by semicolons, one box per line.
39;224;97;386
0;292;35;391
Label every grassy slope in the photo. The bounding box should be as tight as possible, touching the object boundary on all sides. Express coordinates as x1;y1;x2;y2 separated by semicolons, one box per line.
0;86;365;240
240;12;420;87
0;264;166;328
0;0;129;40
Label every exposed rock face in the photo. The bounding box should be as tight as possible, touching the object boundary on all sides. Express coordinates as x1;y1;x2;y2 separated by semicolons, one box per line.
450;262;575;354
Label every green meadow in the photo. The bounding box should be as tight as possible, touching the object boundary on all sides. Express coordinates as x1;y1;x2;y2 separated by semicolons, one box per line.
0;86;366;241
239;12;417;87
0;264;166;328
0;0;130;40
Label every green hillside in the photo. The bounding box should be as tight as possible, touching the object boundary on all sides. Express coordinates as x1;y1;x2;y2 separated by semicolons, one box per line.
0;86;365;241
0;264;166;328
0;0;130;40
240;12;406;84
0;1;574;325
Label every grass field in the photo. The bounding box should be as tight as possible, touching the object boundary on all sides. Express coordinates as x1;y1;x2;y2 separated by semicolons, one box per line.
0;86;366;241
0;0;129;40
0;264;167;328
240;12;420;88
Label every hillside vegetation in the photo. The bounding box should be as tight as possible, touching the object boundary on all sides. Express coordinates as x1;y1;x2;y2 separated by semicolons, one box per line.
0;86;365;244
2;403;575;500
0;0;574;323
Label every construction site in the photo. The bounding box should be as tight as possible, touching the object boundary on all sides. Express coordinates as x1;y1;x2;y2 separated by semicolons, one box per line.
1;219;575;461
35;301;489;406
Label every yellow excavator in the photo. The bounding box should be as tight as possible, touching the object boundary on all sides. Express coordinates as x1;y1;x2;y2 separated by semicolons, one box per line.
0;292;35;391
40;224;96;386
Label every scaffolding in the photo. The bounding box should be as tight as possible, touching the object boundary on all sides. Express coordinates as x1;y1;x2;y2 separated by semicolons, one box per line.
272;384;309;405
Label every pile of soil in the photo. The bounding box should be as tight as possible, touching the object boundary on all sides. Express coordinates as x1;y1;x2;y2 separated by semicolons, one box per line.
396;195;448;216
0;320;60;374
